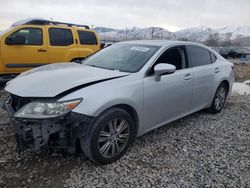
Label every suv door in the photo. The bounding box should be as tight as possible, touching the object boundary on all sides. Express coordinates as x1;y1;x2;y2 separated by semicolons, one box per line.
186;45;216;112
143;46;193;132
77;30;100;57
47;27;78;63
1;27;48;73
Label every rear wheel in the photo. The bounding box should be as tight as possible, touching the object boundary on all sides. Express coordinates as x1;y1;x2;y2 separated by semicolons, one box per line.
81;108;135;165
208;83;228;113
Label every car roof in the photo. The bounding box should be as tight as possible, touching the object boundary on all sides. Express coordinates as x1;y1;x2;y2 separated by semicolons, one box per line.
120;40;208;48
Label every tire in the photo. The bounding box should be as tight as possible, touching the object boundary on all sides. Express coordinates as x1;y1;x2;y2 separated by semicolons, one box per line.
0;81;6;90
81;108;135;165
208;83;228;113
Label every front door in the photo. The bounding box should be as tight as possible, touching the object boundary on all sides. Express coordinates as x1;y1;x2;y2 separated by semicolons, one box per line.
1;27;48;73
143;46;193;132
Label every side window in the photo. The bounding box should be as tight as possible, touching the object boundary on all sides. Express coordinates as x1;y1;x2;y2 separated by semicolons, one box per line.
7;28;42;45
210;52;217;63
49;28;73;46
149;46;186;75
186;46;211;67
77;30;97;45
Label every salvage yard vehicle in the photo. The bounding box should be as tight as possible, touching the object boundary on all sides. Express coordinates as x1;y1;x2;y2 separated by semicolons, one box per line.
219;48;245;59
2;40;234;164
0;18;101;83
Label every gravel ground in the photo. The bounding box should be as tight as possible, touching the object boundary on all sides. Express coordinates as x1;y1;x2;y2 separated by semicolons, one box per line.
0;89;249;187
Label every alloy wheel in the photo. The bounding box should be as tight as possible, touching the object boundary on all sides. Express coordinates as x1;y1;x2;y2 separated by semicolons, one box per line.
98;118;130;158
214;86;226;111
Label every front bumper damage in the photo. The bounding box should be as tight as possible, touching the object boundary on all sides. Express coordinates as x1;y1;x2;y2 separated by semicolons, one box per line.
3;94;94;153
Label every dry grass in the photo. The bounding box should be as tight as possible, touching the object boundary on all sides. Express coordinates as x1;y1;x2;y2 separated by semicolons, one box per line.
233;63;250;82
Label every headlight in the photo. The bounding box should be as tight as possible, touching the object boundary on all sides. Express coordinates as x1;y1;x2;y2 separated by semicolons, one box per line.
14;99;82;119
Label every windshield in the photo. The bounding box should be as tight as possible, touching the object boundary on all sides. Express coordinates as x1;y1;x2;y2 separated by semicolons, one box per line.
83;43;160;72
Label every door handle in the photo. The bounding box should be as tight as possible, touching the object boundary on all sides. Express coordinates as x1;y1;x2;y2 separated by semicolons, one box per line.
214;67;220;73
184;73;192;80
37;49;47;52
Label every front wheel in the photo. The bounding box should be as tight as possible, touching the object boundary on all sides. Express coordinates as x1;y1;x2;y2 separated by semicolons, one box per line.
81;108;135;165
208;83;228;113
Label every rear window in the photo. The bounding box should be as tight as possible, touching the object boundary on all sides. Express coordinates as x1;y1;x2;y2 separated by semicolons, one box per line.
49;28;73;46
77;30;97;45
186;46;211;67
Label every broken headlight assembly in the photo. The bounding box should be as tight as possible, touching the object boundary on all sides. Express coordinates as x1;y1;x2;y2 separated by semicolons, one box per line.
14;99;82;119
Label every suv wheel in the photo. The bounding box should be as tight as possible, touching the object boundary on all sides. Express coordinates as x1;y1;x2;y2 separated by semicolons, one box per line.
208;83;228;113
81;108;135;165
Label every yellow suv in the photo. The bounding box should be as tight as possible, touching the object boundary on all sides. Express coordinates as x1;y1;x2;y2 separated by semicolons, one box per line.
0;18;101;82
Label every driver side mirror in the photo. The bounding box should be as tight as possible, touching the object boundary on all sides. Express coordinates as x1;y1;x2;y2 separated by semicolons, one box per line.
154;63;176;81
5;35;26;45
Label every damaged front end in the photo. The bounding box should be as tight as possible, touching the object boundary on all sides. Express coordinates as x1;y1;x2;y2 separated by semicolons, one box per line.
3;94;93;153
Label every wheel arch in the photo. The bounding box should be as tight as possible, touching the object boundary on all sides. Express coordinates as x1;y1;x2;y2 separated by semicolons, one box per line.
208;79;231;109
220;80;230;92
214;79;230;98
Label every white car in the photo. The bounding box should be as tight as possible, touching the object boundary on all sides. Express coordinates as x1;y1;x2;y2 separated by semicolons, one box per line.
3;40;234;164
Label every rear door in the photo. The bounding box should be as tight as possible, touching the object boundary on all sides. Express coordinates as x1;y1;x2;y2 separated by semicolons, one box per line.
47;27;78;63
77;30;100;57
1;26;48;73
186;45;216;111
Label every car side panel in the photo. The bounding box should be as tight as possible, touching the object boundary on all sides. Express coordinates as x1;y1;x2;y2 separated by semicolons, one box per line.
207;59;234;106
58;75;145;136
143;69;193;134
190;64;216;111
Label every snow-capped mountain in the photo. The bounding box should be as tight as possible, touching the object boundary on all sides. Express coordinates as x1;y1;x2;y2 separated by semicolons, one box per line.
95;26;250;46
95;26;175;41
175;26;214;41
218;26;250;39
176;26;250;41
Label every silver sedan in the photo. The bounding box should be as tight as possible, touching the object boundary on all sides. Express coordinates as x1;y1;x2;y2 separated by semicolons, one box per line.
3;40;234;164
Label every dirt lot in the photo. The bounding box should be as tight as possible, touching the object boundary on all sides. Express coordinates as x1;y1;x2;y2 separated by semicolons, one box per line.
229;59;250;82
0;60;250;187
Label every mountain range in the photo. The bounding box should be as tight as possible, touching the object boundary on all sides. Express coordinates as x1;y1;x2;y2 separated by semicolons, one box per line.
95;26;250;47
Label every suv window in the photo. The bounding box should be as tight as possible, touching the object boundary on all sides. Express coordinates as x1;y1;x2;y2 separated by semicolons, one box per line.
186;46;211;67
7;28;42;45
77;30;97;45
49;28;73;46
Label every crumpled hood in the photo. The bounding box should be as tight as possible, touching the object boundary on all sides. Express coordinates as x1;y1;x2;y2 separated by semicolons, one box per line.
5;63;129;97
